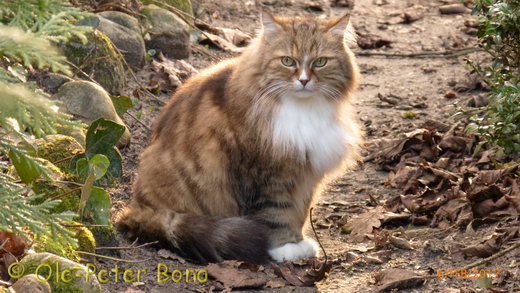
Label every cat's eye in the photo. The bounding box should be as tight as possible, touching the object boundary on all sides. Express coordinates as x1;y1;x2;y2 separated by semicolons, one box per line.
281;56;296;67
313;57;328;68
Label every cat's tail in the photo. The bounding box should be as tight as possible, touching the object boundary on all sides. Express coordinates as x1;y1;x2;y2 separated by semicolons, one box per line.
116;204;270;264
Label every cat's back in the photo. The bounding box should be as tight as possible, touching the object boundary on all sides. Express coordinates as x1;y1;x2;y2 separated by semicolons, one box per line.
152;58;239;141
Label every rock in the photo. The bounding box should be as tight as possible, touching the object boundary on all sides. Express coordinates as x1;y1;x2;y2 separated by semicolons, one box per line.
439;4;469;15
53;81;131;146
62;29;126;95
21;253;102;293
140;0;193;15
41;73;73;93
12;274;51;293
140;4;190;59
34;134;84;169
93;12;146;70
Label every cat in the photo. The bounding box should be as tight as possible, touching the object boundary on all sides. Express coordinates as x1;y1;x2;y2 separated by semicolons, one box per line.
117;12;361;264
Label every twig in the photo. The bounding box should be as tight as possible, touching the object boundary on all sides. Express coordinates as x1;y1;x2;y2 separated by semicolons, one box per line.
49;186;82;201
76;250;150;263
61;224;108;228
52;155;76;165
95;240;159;251
125;111;152;132
354;47;482;59
309;207;328;262
462;241;520;271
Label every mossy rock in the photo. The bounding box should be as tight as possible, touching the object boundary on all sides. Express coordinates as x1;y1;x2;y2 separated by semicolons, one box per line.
63;30;127;95
20;253;102;293
141;0;193;15
34;135;84;171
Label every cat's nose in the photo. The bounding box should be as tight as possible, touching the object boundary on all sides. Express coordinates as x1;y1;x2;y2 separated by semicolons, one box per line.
299;79;309;86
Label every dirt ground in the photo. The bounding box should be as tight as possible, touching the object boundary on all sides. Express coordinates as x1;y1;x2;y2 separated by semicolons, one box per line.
92;0;520;292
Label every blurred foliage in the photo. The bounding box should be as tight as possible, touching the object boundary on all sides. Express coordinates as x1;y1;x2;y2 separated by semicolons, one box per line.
468;0;520;157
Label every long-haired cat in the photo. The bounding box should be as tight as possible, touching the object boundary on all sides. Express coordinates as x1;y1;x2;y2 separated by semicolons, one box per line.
117;12;361;264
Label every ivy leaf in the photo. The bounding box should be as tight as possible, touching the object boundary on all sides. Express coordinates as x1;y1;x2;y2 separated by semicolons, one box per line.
110;95;136;116
8;148;49;184
75;157;89;181
85;118;125;159
104;147;122;180
83;187;111;225
90;154;109;180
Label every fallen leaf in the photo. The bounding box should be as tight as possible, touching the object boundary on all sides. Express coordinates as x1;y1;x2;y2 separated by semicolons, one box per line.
205;260;268;289
272;258;332;287
198;32;243;53
0;232;30;258
389;235;414;250
356;32;392;49
374;268;424;291
345;206;386;242
157;249;186;264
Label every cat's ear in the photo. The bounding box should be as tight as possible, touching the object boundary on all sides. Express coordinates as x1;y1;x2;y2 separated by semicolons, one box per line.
327;12;351;36
261;11;281;34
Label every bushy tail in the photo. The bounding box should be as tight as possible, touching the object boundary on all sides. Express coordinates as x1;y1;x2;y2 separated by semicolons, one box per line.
116;204;270;264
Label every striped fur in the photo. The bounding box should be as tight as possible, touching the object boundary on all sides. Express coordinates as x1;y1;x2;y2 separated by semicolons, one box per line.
117;13;361;264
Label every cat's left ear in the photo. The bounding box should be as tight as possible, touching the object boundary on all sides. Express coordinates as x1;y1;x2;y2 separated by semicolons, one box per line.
327;13;351;36
261;11;281;34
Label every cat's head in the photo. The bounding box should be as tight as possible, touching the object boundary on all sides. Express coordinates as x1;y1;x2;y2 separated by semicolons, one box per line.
245;13;358;102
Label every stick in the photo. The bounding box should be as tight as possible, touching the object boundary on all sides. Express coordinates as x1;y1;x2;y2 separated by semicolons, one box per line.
355;47;482;59
309;207;328;262
462;241;520;271
49;186;82;201
52;155;75;165
95;240;159;251
76;251;150;263
125;112;152;132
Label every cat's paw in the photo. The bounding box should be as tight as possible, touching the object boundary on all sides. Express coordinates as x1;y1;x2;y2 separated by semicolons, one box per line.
268;238;319;262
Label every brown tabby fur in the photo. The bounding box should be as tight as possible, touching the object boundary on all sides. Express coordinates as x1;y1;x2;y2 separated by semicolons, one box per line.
117;13;361;264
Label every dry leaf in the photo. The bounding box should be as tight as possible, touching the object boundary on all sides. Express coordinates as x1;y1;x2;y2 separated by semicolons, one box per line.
205;260;268;289
345;206;385;242
157;249;186;264
374;268;424;291
272;258;332;287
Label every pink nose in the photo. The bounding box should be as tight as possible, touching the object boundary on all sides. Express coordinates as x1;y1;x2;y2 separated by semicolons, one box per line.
299;79;309;86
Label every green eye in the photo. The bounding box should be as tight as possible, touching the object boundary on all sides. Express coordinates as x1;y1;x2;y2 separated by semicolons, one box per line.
281;56;296;67
313;57;328;68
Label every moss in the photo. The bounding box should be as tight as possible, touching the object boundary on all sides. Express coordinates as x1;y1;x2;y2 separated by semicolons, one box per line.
32;235;80;262
76;227;96;253
32;181;80;214
35;135;83;171
63;30;127;95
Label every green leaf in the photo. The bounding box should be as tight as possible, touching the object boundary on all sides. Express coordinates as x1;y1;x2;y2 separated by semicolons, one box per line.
83;187;111;225
8;148;48;184
85;118;125;158
110;95;136;116
105;147;123;179
75;157;89;180
89;154;109;180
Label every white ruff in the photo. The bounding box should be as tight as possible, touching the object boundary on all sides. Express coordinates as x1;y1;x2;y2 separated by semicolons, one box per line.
271;93;354;174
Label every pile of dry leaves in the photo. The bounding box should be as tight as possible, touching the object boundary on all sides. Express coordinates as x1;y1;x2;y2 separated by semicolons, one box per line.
367;123;520;258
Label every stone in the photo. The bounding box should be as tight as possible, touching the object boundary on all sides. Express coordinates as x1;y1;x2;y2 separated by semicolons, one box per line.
41;73;73;93
95;12;146;69
141;0;193;15
34;134;84;168
62;29;127;95
11;274;51;293
439;4;470;15
21;253;102;293
53;81;131;146
140;4;190;59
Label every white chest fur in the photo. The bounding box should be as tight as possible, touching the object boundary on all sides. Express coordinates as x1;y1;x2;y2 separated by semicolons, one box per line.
271;94;354;174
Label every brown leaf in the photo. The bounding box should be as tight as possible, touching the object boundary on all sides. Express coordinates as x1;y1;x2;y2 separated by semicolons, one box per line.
205;260;268;289
439;135;470;152
0;231;30;258
356;32;392;49
345;206;386;242
505;179;520;213
149;54;198;92
157;249;186;264
389;236;413;250
265;279;286;288
474;165;518;185
374;268;424;291
461;238;499;258
199;32;243;53
272;258;332;287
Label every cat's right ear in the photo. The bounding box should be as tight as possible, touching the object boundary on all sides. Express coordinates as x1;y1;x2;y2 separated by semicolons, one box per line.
261;11;281;34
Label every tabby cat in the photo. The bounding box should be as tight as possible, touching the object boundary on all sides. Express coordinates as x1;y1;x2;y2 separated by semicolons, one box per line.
117;12;361;264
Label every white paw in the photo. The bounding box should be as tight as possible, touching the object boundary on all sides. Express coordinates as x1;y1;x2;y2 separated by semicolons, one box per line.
268;238;319;262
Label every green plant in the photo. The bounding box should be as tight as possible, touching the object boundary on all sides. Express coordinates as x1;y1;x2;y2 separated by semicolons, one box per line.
469;0;520;156
0;0;91;244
